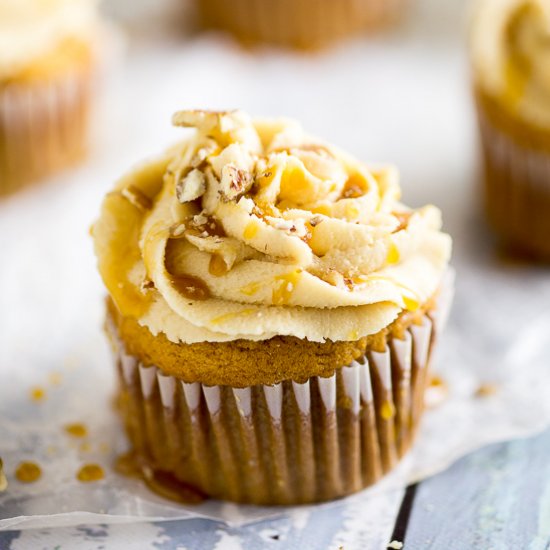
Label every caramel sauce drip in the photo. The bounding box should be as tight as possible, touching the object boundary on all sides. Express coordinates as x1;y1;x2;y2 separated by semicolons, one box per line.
301;221;314;244
115;452;205;505
77;463;105;482
64;423;88;438
209;253;229;276
253;201;277;219
171;274;211;300
392;211;412;233
272;271;300;305
15;461;42;483
342;173;367;199
98;191;153;318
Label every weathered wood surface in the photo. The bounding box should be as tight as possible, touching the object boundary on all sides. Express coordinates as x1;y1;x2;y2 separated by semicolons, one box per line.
2;428;549;549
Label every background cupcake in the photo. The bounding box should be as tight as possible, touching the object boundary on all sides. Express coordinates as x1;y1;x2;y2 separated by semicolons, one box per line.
196;0;408;49
471;0;550;260
0;0;102;196
93;109;452;505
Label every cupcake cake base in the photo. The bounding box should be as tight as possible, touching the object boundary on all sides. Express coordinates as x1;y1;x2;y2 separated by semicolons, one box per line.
107;296;447;505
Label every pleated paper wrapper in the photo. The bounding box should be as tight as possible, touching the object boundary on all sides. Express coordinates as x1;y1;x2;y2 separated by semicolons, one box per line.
197;0;408;49
476;89;550;260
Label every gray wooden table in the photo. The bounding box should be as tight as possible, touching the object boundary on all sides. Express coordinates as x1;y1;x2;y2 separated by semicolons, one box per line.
2;427;549;549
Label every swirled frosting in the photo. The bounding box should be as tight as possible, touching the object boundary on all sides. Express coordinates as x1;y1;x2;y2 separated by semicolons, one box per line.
471;0;550;127
0;0;99;80
93;110;451;343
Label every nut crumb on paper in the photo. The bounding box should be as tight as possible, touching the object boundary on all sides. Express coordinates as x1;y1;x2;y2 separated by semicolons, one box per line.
475;383;498;397
388;541;404;549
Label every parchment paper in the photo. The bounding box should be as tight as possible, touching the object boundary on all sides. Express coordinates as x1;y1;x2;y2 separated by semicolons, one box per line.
1;0;549;531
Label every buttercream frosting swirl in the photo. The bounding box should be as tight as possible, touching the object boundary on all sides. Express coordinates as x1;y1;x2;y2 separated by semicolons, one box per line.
0;0;99;80
471;0;550;127
93;110;451;343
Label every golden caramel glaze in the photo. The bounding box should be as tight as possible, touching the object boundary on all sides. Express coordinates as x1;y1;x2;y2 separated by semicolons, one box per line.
106;293;435;387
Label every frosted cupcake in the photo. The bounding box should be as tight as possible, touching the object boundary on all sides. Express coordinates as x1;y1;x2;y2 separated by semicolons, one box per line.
471;0;550;259
93;110;452;505
0;0;102;196
196;0;407;50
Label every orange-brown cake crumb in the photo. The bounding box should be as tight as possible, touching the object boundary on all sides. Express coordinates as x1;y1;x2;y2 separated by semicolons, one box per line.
107;296;434;387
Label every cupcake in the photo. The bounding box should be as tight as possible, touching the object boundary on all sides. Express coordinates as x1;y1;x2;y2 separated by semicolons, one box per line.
196;0;407;50
471;0;550;260
93;110;452;505
0;0;101;196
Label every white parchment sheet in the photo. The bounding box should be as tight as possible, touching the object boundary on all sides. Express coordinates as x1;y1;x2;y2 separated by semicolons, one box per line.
1;0;549;531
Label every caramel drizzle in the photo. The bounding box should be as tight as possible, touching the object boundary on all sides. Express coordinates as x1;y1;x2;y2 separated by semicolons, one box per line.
115;452;206;505
209;253;230;276
171;273;211;300
392;211;412;233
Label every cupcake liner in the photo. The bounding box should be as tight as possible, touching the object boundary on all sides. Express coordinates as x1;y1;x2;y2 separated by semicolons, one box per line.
108;272;453;505
197;0;407;49
0;67;93;196
475;91;550;260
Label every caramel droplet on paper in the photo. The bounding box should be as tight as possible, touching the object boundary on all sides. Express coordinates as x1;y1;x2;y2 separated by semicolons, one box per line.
77;463;105;482
15;461;42;483
115;452;206;504
30;387;45;402
64;423;88;438
114;452;141;479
